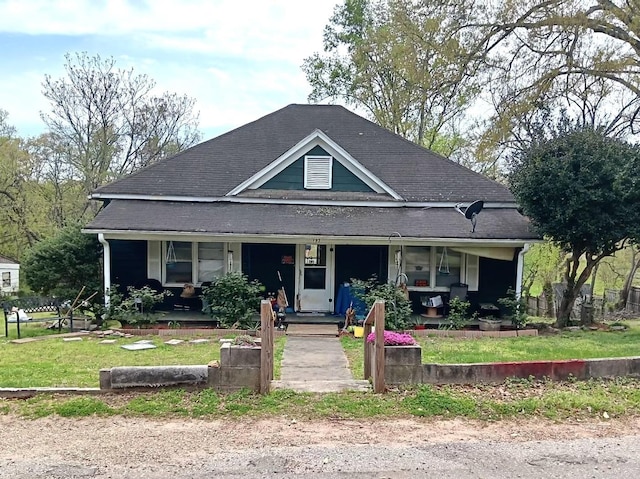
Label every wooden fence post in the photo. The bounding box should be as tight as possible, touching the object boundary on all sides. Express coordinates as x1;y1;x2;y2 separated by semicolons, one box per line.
373;300;385;394
260;300;274;394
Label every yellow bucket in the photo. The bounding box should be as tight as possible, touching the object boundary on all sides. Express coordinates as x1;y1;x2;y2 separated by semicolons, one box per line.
353;326;364;338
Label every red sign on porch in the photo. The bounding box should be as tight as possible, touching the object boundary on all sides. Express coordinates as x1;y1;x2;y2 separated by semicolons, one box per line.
281;255;294;265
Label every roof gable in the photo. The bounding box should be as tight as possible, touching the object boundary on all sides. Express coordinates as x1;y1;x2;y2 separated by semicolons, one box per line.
226;129;400;198
92;104;516;204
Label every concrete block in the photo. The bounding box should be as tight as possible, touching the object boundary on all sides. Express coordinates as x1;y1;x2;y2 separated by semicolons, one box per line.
422;364;438;383
436;364;479;384
228;346;261;368
384;345;422;367
99;369;112;390
218;367;260;392
220;343;231;366
385;365;422;385
207;366;221;388
629;357;640;376
110;365;208;389
587;358;632;379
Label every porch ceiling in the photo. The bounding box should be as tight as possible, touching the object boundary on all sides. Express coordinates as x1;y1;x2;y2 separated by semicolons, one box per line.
85;200;538;242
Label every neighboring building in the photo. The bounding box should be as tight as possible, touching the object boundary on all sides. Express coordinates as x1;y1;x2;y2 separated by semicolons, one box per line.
0;255;19;295
84;104;538;314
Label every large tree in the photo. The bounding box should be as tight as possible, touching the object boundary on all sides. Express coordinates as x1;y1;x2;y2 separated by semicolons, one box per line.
508;122;640;327
41;52;201;212
303;0;485;161
476;0;640;156
22;223;101;303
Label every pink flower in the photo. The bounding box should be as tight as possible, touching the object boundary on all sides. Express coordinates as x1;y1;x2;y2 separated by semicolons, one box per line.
366;330;416;346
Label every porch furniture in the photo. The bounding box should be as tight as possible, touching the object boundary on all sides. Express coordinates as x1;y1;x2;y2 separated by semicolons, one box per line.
2;297;70;339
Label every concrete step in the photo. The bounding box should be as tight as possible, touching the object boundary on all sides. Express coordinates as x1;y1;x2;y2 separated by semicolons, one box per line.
285;324;338;337
271;379;371;393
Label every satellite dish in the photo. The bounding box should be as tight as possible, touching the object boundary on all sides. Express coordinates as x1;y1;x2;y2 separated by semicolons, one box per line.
455;200;484;233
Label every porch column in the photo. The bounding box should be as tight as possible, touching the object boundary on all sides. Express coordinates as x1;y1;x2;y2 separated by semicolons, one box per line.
98;234;111;307
515;243;531;299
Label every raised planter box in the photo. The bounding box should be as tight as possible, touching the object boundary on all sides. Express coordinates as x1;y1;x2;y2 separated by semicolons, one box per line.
368;343;423;385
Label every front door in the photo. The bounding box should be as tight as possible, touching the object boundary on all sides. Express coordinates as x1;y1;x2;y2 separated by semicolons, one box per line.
297;244;333;312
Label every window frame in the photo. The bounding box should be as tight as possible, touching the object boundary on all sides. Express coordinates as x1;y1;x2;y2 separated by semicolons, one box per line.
161;241;225;287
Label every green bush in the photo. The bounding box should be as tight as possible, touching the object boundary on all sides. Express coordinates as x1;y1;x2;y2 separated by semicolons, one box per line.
498;288;528;329
351;277;412;331
98;284;172;328
443;297;471;330
202;273;263;329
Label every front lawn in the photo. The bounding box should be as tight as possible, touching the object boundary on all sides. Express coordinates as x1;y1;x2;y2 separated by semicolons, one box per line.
0;323;287;387
341;321;640;379
420;323;640;364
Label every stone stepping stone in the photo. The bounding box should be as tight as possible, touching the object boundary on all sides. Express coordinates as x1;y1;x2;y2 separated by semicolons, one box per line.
63;337;83;342
164;339;184;346
121;343;157;351
189;339;210;344
99;339;117;344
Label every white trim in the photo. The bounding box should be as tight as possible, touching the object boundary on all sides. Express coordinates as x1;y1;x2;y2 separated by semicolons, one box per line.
515;243;531;299
98;234;111;307
224;129;403;199
84;229;535;247
89;193;518;209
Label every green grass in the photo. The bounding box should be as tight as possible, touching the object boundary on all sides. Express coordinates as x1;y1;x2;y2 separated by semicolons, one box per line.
5;377;640;420
339;322;640;371
0;327;287;388
419;322;640;364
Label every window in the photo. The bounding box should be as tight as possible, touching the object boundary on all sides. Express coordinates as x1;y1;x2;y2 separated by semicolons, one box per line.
2;272;10;288
304;244;326;266
402;246;462;289
304;156;332;189
164;241;225;285
404;247;431;287
435;247;461;288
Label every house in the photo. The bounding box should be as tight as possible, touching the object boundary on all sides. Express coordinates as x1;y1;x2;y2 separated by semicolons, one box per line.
84;104;538;316
0;255;19;295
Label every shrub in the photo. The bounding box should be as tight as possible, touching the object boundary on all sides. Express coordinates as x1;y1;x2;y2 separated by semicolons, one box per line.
498;288;528;329
98;284;172;328
202;273;263;329
351;277;412;331
443;297;472;330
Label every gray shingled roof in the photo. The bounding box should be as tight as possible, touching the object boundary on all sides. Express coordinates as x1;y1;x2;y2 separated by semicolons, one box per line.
93;104;515;203
86;200;536;241
0;255;18;264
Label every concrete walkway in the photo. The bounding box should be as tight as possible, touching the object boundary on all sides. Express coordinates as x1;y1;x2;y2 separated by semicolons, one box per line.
272;336;370;393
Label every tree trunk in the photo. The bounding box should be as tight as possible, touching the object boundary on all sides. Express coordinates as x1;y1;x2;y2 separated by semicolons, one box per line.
620;247;640;309
542;281;554;318
556;288;578;328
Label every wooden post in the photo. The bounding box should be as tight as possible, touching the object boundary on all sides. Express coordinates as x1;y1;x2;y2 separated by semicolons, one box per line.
260;300;274;394
363;304;375;380
363;300;386;393
373;300;385;393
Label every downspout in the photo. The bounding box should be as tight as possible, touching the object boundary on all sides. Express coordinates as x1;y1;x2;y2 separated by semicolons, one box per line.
515;243;531;299
98;234;111;307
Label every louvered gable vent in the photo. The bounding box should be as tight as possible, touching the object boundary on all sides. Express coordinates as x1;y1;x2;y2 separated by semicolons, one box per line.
304;155;332;189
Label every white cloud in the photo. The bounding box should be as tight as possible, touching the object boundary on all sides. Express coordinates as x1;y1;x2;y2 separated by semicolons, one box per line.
0;0;340;138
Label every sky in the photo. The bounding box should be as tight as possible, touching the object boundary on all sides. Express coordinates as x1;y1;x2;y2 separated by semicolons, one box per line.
0;0;340;140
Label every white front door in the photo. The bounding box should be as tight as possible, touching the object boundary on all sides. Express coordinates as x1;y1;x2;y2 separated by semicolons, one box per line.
297;243;333;312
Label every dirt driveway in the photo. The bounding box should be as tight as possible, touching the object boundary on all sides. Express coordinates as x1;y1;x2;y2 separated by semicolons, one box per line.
1;415;640;478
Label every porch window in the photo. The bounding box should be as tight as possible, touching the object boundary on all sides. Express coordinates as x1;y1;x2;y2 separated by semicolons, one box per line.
435;247;461;288
2;272;10;288
163;241;225;285
404;246;431;287
165;241;192;284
